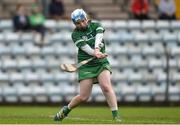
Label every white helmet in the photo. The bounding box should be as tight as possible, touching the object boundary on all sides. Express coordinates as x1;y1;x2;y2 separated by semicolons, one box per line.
71;9;87;23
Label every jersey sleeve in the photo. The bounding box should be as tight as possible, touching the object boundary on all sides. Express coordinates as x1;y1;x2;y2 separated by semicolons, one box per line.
71;32;86;48
94;22;105;34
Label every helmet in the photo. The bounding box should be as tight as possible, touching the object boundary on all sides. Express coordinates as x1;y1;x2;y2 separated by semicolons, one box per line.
71;9;87;23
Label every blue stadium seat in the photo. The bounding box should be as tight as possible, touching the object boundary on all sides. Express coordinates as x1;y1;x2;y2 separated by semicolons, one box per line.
170;70;180;83
19;33;34;43
148;58;165;69
60;84;76;102
131;56;148;69
53;71;72;82
39;71;54;82
148;31;162;42
115;44;128;55
142;20;156;31
17;57;32;69
117;56;132;69
17;85;33;103
0;87;3;102
176;59;180;69
168;83;180;102
170;20;180;31
3;85;18;103
45;57;59;69
11;45;26;56
113;84;123;102
108;56;119;68
152;82;166;102
0;32;5;43
60;30;72;41
57;21;74;31
128;20;141;31
40;46;55;56
127;45;141;56
49;32;62;43
169;59;177;69
92;84;106;102
128;72;143;83
163;31;177;43
111;69;128;82
44;20;57;30
4;32;20;44
121;83;137;102
46;84;64;103
54;44;75;56
177;32;180;44
170;46;180;57
154;71;166;83
100;20;113;30
117;30;134;43
2;58;17;70
133;31;149;43
104;30;120;43
23;71;39;82
0;45;11;55
113;20;128;31
31;57;47;69
0;71;9;82
32;85;48;103
9;72;24;82
156;20;170;31
136;83;152;102
24;45;41;56
0;20;13;31
143;72;156;83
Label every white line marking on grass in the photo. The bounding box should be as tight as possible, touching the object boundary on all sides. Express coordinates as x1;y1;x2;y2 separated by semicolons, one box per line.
0;123;179;125
49;115;116;122
67;116;115;122
48;115;178;124
49;115;121;123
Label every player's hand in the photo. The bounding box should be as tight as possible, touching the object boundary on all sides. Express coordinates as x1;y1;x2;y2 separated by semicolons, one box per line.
94;48;107;59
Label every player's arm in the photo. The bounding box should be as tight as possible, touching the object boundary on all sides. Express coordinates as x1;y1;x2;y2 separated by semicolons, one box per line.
95;33;103;49
94;22;106;58
72;31;106;58
80;44;94;56
81;44;107;59
72;33;95;56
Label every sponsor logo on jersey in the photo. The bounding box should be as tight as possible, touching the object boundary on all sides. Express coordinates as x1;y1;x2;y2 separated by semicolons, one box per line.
82;36;88;41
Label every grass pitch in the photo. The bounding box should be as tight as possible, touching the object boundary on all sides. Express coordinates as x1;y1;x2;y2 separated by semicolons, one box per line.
0;106;180;124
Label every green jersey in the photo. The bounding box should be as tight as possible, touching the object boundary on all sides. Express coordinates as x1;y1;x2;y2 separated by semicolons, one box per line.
71;21;111;82
71;21;108;66
29;13;45;26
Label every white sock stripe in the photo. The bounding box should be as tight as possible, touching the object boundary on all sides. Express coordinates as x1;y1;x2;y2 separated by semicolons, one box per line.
56;113;59;118
67;105;71;110
111;107;118;111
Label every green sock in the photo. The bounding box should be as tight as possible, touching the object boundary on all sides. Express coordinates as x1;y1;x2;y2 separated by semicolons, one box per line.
63;106;71;115
112;110;118;119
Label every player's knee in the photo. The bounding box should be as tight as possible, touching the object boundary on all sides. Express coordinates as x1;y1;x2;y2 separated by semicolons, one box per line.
79;95;89;102
101;85;111;93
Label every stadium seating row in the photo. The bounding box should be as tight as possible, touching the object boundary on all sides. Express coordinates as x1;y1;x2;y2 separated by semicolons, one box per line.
1;20;180;31
0;82;179;103
0;20;180;103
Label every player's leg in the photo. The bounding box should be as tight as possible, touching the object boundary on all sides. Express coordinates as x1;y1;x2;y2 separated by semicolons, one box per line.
67;78;93;109
97;70;120;121
54;79;93;121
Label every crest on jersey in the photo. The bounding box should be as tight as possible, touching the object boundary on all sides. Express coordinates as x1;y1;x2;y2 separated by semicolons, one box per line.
82;36;88;41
